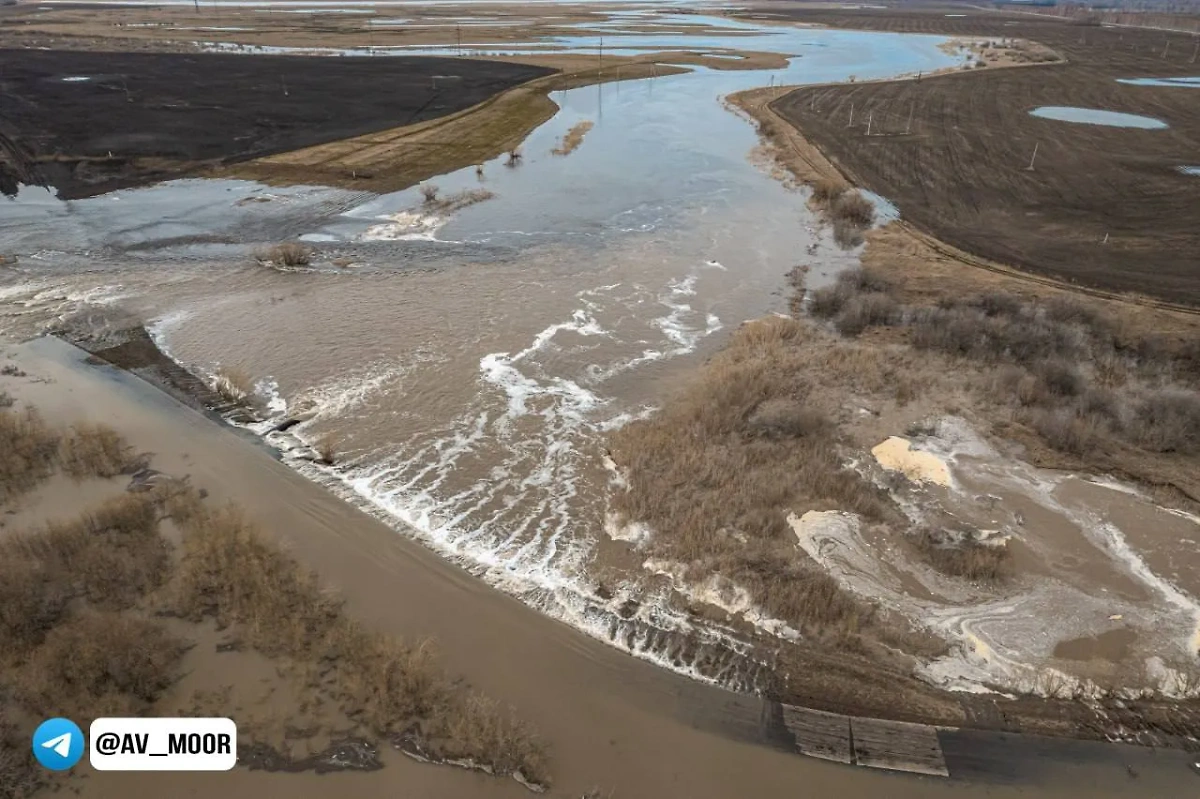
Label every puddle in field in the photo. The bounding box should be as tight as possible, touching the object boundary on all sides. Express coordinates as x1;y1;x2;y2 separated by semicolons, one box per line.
1180;166;1200;175
1029;106;1169;129
1117;76;1200;88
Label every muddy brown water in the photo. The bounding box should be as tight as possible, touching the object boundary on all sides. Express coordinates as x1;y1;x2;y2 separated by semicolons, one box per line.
2;8;1200;788
5;336;1197;799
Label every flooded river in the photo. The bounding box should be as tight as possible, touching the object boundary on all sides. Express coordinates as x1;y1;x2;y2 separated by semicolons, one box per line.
0;16;964;677
3;5;1199;757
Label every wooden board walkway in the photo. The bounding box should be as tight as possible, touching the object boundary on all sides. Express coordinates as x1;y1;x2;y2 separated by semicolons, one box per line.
779;703;950;777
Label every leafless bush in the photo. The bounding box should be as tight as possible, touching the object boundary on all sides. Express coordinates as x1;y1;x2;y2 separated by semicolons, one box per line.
809;268;892;321
831;191;875;228
1131;390;1200;454
834;292;898;336
1033;359;1085;398
213;365;255;405
255;242;313;267
972;291;1023;318
832;218;865;248
60;422;139;479
419;183;440;204
0;391;13;409
315;432;339;465
748;399;831;439
16;612;187;720
1028;407;1103;456
911;526;1012;582
810;178;847;205
0;406;60;504
505;148;522;167
435;691;549;784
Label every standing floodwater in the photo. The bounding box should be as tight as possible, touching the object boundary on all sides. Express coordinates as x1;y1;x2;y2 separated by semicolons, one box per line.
0;19;964;677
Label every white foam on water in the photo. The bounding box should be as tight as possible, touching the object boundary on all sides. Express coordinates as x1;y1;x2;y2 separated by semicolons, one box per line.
223;265;763;688
358;210;447;242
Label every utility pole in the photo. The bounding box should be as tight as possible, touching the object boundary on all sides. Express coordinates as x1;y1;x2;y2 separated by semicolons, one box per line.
1162;40;1170;59
1026;142;1039;171
1191;40;1198;64
457;25;462;57
847;102;854;127
598;36;603;74
905;102;913;135
866;111;873;136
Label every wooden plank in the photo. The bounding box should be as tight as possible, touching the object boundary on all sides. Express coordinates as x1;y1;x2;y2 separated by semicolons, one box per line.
851;716;949;776
781;705;853;764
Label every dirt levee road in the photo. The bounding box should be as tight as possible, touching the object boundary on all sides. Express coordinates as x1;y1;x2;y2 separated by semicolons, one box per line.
760;11;1200;303
0;49;552;199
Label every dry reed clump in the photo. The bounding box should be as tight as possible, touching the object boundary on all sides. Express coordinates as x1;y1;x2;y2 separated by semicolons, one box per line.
419;183;440;204
831;191;875;228
810;178;847;205
171;502;548;782
15;611;188;720
0;494;170;646
551;120;594;156
315;432;339;465
0;406;60;504
213;365;255;405
254;242;313;267
426;188;495;214
811;272;1200;465
609;316;897;638
60;421;140;479
910;527;1012;582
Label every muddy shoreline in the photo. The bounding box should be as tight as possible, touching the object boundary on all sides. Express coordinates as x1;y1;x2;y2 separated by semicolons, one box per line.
47;315;1200;754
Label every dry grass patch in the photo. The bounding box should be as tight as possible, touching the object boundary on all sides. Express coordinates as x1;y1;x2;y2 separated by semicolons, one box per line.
551;120;594;156
60;421;141;479
911;527;1012;583
610;316;898;638
254;241;313;267
172;501;548;783
213;365;255;405
16;611;188;720
0;407;61;505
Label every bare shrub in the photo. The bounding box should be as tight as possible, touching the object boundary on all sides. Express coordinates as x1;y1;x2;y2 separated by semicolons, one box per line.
912;527;1011;582
1033;359;1085;398
505;148;522;167
213;365;255;405
6;494;169;616
748;399;831;439
315;432;340;465
0;552;69;652
16;612;187;720
808;283;853;319
60;422;139;479
255;242;313;267
419;183;440;204
174;504;341;657
0;391;13;409
0;406;60;504
832;218;865;248
810;178;847;205
834;292;898;337
1131;390;1200;454
973;291;1022;318
435;692;548;784
831;191;875;228
809;268;892;322
1028;407;1103;456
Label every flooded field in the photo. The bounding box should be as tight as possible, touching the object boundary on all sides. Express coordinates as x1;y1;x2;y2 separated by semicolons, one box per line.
3;4;1199;718
1028;106;1169;129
